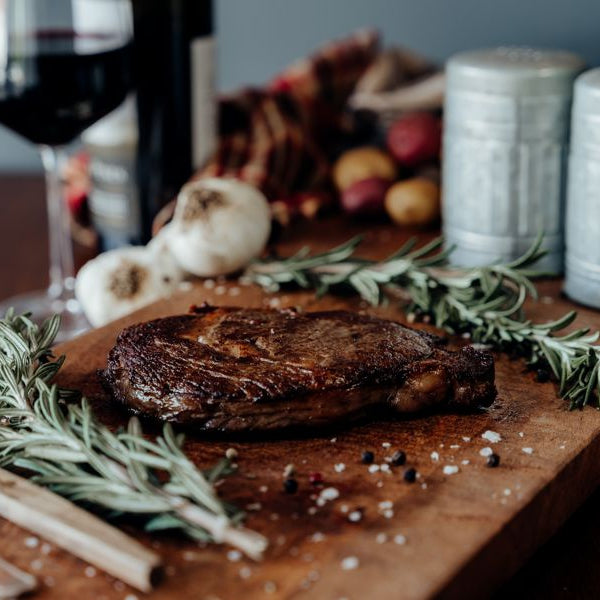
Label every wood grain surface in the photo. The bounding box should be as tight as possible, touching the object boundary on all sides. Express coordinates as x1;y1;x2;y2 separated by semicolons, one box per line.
2;189;600;599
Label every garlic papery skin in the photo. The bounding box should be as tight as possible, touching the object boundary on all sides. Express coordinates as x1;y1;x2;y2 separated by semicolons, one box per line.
75;246;183;327
167;178;271;277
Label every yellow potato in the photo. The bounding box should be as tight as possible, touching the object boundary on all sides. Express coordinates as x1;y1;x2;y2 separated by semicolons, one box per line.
333;147;396;191
384;178;440;227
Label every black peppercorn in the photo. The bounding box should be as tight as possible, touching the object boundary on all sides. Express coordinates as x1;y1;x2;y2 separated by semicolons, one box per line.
283;478;298;493
361;450;375;464
403;467;417;483
486;453;500;468
535;368;550;383
390;451;406;466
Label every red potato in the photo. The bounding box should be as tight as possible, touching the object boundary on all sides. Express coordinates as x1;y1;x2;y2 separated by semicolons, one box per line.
386;112;441;167
341;177;391;216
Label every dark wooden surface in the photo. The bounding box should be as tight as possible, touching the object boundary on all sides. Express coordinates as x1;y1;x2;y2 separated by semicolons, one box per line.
1;175;600;598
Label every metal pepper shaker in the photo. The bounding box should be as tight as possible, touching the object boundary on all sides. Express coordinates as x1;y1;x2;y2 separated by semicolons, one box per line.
565;68;600;307
442;47;584;272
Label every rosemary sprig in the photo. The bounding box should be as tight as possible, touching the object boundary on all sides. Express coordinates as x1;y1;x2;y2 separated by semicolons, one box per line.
0;310;267;559
246;235;600;410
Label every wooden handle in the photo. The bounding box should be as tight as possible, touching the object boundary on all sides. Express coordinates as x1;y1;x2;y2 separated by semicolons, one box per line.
0;557;36;599
0;468;162;592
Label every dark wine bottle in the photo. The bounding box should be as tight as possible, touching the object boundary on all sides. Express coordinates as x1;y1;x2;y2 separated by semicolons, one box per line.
132;0;215;242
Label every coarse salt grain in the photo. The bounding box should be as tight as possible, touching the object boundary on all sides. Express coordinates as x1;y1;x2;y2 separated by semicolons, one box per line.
311;532;325;542
376;533;388;544
330;437;337;443
320;487;339;502
430;451;440;462
125;595;139;600
380;464;391;473
482;430;502;444
308;506;317;515
382;442;391;448
522;447;534;455
340;504;349;513
334;463;346;473
461;459;470;465
227;550;242;562
203;279;215;289
40;543;52;555
239;566;252;579
462;436;471;442
30;559;43;571
246;502;262;511
341;556;360;571
479;447;493;457
84;566;97;578
503;488;511;496
518;432;525;438
382;509;394;519
368;464;380;473
24;536;39;548
378;500;393;510
229;287;241;296
43;576;55;587
443;465;459;475
259;485;268;493
264;581;277;594
394;534;407;545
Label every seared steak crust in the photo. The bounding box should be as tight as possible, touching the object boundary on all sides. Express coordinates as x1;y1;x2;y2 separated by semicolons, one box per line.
103;305;496;432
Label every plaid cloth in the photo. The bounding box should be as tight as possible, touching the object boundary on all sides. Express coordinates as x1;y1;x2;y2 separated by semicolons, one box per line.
189;29;379;225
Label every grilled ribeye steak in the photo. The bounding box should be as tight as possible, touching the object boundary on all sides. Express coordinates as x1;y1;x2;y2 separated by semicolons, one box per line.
103;305;496;432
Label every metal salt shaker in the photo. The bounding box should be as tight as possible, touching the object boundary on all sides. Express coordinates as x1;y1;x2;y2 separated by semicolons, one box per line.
565;68;600;307
442;47;584;272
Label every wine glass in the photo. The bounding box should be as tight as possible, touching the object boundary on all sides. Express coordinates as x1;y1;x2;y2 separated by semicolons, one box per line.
0;0;132;341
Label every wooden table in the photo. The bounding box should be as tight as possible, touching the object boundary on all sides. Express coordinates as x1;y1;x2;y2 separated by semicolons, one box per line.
1;175;599;598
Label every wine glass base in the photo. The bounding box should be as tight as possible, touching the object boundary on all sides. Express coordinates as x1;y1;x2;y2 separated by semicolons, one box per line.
0;289;90;344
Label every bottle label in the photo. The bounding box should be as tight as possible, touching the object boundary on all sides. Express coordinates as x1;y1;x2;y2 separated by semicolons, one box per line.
190;36;216;169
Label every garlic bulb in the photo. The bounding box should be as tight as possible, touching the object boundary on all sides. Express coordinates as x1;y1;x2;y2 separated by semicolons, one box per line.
75;245;183;327
167;178;271;277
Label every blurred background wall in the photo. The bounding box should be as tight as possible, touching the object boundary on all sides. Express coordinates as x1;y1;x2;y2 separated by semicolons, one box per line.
3;0;599;172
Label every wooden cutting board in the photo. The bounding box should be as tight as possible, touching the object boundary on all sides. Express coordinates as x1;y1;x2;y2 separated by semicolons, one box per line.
3;218;600;600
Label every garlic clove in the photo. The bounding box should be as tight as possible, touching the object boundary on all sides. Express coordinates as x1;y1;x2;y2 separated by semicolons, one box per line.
75;246;182;327
167;178;271;277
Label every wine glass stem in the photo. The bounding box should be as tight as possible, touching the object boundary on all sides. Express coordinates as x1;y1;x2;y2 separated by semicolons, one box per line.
39;145;75;301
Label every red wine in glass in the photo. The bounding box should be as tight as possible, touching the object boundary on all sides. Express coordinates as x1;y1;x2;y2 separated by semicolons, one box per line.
0;0;133;342
0;32;131;145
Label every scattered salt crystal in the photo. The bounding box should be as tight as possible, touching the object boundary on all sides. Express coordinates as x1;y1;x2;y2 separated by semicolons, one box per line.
421;482;428;489
378;500;393;510
30;559;43;571
178;280;192;291
341;556;360;571
203;279;215;289
443;465;459;475
461;459;470;465
559;444;566;450
394;534;407;545
518;432;524;438
330;437;337;443
368;464;380;473
376;480;384;488
125;595;139;600
225;447;238;459
462;436;471;442
24;536;39;548
246;502;262;511
239;566;252;579
40;543;52;555
382;509;394;519
264;581;277;594
522;447;534;455
439;443;445;448
283;463;295;477
340;504;349;513
334;463;346;473
430;451;440;462
376;533;388;544
450;444;460;450
84;566;97;578
259;485;268;493
311;532;325;543
320;487;340;502
382;442;391;448
479;447;493;457
380;464;391;473
229;287;241;297
43;576;55;587
308;507;317;515
227;550;242;562
503;488;511;496
482;430;502;444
